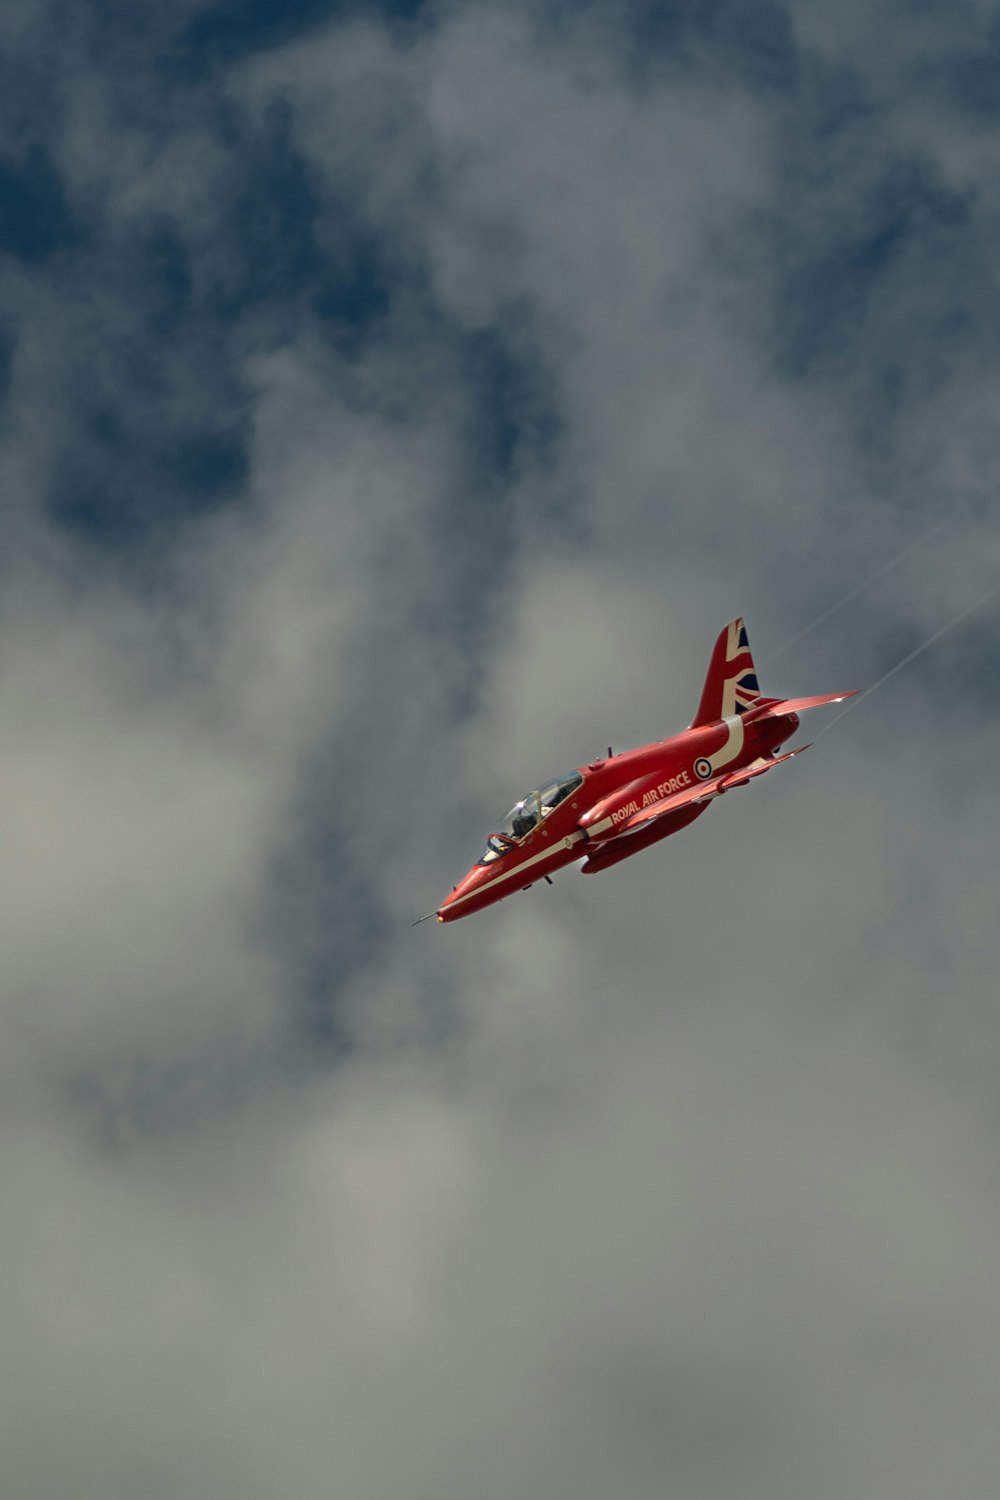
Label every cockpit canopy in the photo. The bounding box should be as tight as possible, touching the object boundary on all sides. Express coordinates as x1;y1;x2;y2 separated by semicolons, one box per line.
478;771;584;863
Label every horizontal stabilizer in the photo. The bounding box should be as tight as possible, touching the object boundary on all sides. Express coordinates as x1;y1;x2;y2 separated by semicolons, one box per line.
743;690;858;723
717;744;810;790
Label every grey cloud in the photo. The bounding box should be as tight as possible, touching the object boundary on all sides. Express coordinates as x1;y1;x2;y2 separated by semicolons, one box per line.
1;3;1000;1498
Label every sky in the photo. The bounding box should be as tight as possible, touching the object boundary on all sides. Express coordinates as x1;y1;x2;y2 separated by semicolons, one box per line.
1;1;999;1496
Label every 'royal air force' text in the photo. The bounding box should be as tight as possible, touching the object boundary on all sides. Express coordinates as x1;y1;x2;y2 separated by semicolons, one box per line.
610;770;692;824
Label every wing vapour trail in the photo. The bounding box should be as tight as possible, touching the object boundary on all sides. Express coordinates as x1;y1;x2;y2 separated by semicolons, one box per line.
814;577;1000;740
761;478;998;668
760;519;953;666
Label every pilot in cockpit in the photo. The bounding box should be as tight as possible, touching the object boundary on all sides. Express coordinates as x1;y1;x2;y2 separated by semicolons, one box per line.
510;803;538;839
477;772;584;866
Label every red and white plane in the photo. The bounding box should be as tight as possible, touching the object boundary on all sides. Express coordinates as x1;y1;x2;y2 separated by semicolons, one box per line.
426;619;855;924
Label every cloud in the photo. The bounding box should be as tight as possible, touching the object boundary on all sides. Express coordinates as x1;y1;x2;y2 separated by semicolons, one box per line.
1;3;999;1498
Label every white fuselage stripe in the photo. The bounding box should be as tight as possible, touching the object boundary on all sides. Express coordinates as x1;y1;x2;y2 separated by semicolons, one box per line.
707;712;744;773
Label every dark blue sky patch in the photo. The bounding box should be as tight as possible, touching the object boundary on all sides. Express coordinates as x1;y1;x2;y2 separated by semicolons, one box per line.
207;101;392;344
848;160;969;274
423;322;561;647
312;235;392;350
179;0;425;71
31;99;394;555
39;206;252;548
208;100;324;315
580;0;798;93
786;55;873;144
0;36;68;183
141;225;195;338
47;421;248;546
915;18;1000;121
0;148;82;263
945;52;1000;117
169;427;248;496
769;148;973;383
462;326;560;484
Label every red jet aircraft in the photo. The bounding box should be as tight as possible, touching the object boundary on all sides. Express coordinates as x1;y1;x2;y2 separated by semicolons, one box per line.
425;619;855;924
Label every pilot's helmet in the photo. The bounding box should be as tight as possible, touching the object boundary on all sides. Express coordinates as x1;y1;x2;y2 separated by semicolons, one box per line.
511;804;536;838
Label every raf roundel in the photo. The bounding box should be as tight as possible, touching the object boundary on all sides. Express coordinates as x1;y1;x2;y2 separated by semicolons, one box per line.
694;757;713;780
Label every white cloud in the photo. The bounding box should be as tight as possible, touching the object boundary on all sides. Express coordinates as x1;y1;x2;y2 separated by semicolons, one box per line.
1;4;999;1498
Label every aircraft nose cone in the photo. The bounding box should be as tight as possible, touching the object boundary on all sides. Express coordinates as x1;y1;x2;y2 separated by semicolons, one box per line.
438;867;482;923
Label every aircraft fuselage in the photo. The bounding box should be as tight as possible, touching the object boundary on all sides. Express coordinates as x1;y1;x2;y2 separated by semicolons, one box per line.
437;711;798;922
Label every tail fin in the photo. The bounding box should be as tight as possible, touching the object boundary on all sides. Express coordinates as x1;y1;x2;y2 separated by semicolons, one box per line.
692;618;774;727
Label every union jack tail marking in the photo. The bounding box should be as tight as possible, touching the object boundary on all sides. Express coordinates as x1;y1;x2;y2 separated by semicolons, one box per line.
691;618;771;727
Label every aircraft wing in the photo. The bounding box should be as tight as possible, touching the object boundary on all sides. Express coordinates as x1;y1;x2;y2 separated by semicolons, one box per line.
612;745;810;837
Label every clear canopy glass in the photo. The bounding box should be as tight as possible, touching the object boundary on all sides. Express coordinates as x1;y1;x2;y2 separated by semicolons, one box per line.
477;771;583;864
